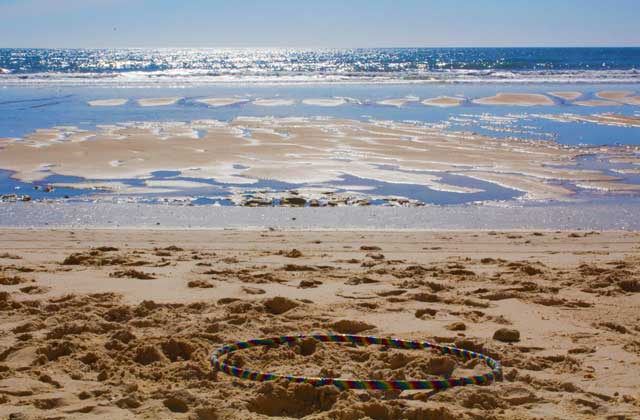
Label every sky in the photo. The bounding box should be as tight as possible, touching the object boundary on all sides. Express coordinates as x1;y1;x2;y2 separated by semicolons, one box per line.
1;0;639;48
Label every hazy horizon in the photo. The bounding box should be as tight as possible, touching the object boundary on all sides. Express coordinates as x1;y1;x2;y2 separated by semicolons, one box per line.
2;46;640;50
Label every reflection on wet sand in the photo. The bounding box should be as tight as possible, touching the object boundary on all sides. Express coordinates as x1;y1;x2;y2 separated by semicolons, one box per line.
1;117;639;202
535;113;640;128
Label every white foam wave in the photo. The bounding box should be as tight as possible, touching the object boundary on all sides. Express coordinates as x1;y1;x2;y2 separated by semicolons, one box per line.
1;69;640;87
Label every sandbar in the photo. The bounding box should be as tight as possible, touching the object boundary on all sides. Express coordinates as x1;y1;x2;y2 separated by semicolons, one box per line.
473;93;555;106
547;91;583;101
1;117;638;201
534;113;640;128
252;99;296;107
302;98;347;107
593;91;640;106
421;96;465;107
195;98;249;107
137;97;182;107
595;90;635;101
376;97;419;107
573;100;622;107
87;99;128;107
621;96;640;105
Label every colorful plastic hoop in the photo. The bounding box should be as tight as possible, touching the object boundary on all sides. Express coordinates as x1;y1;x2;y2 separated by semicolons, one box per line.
211;334;502;391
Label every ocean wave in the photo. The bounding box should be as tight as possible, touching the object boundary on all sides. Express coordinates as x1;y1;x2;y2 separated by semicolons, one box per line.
1;69;639;86
1;48;639;86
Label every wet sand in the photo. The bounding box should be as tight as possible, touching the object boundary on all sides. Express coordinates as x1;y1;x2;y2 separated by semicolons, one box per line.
252;99;296;107
137;97;182;107
376;97;419;107
595;91;635;102
3;202;640;230
573;100;622;107
87;99;129;107
195;98;249;107
1;228;639;419
301;98;347;107
535;113;640;128
421;96;465;107
2;117;638;201
473;93;555;106
548;91;583;101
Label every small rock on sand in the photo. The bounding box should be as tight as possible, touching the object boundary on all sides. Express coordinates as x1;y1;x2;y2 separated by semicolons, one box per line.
415;308;437;318
163;390;195;413
242;286;266;295
187;280;213;288
285;249;303;258
493;328;521;342
264;296;299;314
298;279;322;289
299;337;317;356
329;319;375;334
446;322;467;331
619;279;640;293
360;245;382;251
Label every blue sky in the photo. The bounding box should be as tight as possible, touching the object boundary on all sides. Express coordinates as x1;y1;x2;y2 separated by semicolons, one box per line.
1;0;639;48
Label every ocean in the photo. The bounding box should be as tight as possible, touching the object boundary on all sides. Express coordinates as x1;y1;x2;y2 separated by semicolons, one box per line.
1;48;639;207
1;47;640;85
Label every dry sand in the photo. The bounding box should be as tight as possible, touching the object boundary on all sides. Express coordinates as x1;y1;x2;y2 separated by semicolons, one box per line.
421;96;465;107
472;93;555;106
87;99;129;107
137;98;182;107
1;229;639;419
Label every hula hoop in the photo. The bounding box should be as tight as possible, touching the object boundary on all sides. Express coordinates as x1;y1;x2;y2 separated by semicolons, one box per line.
210;334;502;391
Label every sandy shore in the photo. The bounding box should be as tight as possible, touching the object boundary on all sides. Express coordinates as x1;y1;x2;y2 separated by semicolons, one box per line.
1;228;639;419
535;113;640;128
376;97;419;107
195;98;248;107
573;100;622;107
252;99;296;107
2;117;638;201
87;99;128;107
595;91;635;102
548;92;583;101
421;96;465;107
137;97;182;107
3;203;640;230
472;93;555;106
301;98;347;107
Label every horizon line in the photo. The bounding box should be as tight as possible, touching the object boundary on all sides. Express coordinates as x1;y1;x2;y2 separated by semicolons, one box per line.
2;45;640;50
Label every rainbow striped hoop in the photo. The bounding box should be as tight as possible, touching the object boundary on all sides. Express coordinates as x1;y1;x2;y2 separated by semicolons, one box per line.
210;334;502;391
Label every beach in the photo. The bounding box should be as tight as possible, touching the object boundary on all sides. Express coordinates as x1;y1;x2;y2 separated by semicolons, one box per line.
1;46;640;420
1;228;639;419
1;114;639;206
